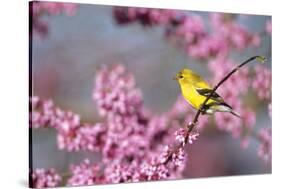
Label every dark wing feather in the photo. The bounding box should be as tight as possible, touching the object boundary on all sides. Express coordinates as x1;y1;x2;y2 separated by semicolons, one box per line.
196;88;241;118
195;88;223;102
219;102;233;109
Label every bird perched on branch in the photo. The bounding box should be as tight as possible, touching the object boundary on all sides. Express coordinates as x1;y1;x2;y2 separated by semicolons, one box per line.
174;69;241;118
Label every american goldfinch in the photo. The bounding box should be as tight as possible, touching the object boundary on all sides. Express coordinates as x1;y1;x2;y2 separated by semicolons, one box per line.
174;69;240;117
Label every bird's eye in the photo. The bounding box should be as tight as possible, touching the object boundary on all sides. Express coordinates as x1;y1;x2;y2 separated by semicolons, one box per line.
179;75;183;79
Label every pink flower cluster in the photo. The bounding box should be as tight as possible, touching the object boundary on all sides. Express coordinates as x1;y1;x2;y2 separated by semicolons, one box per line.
252;64;272;101
31;168;61;188
30;96;107;152
30;2;78;38
93;64;143;118
257;128;272;162
113;7;177;26
67;159;103;186
31;64;200;186
104;160;170;183
265;20;272;35
92;64;192;173
210;13;260;50
113;9;260;60
175;128;199;145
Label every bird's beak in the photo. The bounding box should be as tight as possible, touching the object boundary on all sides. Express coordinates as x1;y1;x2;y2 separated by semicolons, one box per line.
173;75;179;80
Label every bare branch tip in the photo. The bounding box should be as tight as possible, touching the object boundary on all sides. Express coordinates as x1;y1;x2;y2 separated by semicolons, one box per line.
256;56;267;64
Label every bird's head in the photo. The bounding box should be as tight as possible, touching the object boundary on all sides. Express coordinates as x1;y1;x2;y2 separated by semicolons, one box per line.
173;69;195;84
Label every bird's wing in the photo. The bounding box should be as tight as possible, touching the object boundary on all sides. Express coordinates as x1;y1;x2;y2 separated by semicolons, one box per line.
191;77;212;89
195;88;224;102
190;74;224;102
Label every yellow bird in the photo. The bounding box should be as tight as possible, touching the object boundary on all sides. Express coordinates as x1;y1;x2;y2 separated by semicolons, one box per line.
174;69;240;117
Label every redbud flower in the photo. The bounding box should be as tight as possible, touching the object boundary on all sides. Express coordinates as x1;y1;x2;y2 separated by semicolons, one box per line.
265;20;272;35
252;64;272;101
257;128;272;162
105;163;136;183
140;163;169;181
188;132;199;144
30;96;56;129
31;168;61;188
67;159;103;186
30;96;107;152
209;13;260;50
159;145;172;164
113;7;177;26
31;2;78;38
175;128;188;145
93;64;143;118
171;147;186;167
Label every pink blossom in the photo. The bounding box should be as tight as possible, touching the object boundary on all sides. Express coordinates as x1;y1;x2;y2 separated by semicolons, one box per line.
93;64;143;118
92;64;180;166
175;128;188;145
104;163;135;183
187;35;229;59
31;2;78;38
215;113;242;138
252;64;272;100
92;64;191;176
57;123;107;152
257;128;272;162
114;10;260;60
139;162;169;181
32;63;189;182
113;7;178;26
104;160;170;183
210;13;260;50
67;159;103;186
265;20;272;35
172;15;205;44
30;96;107;152
240;137;250;149
172;147;186;167
159;145;172;164
241;108;256;129
31;168;61;188
30;96;56;129
188;132;199;144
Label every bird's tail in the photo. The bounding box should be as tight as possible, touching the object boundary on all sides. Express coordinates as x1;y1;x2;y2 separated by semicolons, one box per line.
230;110;242;118
215;102;242;118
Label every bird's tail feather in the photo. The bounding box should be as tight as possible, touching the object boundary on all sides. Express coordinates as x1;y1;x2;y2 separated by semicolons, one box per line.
217;102;241;119
230;111;242;118
206;102;242;118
